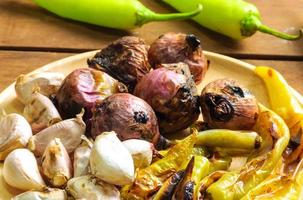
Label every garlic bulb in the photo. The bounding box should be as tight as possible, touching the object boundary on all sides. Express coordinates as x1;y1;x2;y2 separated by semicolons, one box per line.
12;189;67;200
73;140;92;177
23;91;61;134
3;148;46;191
15;72;64;104
0;113;32;160
66;176;120;200
122;139;153;169
90;132;134;185
42;138;72;187
28;114;86;156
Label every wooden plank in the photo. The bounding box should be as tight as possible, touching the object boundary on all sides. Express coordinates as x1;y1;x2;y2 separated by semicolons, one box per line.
242;59;303;94
0;0;302;57
0;51;302;94
0;51;73;91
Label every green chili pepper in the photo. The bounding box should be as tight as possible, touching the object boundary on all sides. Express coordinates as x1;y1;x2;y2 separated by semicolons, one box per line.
173;156;210;200
208;156;232;173
121;133;196;199
197;171;227;199
206;105;290;200
196;130;262;150
162;0;302;40
32;0;202;29
241;159;303;200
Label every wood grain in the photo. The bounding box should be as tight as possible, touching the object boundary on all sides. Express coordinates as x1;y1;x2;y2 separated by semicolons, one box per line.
0;0;302;57
0;51;302;94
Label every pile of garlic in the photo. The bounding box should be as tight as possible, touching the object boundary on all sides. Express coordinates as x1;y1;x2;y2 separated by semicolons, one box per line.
1;72;154;200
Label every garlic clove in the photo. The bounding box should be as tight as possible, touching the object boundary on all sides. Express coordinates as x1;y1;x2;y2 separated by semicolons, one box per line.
73;143;92;177
28;114;86;156
0;113;32;160
42;138;72;187
90;131;134;185
66;176;120;200
122;139;154;169
3;148;46;191
12;188;67;200
23;92;61;134
15;72;64;104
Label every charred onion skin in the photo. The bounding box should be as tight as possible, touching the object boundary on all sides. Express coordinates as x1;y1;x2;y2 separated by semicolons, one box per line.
134;66;200;134
55;68;120;120
88;36;150;92
200;79;259;130
90;93;160;145
148;33;209;84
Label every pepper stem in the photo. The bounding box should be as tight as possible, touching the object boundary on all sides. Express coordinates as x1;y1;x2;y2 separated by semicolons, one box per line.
258;24;302;40
137;4;202;26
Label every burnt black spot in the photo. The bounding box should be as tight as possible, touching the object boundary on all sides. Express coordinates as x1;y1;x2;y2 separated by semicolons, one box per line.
186;34;201;50
205;94;234;122
183;181;195;200
225;85;245;98
134;111;149;124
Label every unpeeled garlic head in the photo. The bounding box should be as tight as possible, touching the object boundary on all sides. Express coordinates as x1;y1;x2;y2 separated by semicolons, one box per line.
90;131;134;185
12;189;67;200
42;138;72;187
66;176;120;200
28;114;86;156
122;139;154;169
73;143;92;177
0;113;32;160
23;92;61;134
3;148;46;191
15;72;64;104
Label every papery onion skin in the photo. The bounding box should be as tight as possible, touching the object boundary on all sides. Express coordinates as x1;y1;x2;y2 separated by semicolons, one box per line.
200;79;259;130
55;68;121;119
88;36;150;92
134;67;200;134
148;33;209;84
90;93;160;145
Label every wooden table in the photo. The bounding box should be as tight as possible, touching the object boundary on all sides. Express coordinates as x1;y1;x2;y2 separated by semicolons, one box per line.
0;0;302;93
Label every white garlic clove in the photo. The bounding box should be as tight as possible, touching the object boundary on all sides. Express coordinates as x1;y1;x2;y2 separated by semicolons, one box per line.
122;139;154;169
0;113;32;160
90;131;134;186
66;176;120;200
42;138;72;187
73;144;91;177
3;148;46;191
23;92;61;134
15;72;64;104
12;188;67;200
28;114;86;156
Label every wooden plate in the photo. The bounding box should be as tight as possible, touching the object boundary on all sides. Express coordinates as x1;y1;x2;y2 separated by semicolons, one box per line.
0;51;301;199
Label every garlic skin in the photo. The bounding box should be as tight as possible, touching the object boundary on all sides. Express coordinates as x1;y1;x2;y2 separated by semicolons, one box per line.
23;92;61;134
12;189;67;200
3;148;46;191
28;114;86;156
0;113;32;160
15;72;64;104
122;139;153;169
66;176;120;200
42;138;72;187
90;132;134;185
73;144;92;177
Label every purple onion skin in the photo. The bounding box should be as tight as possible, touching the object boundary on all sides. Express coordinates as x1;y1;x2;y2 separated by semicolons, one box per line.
148;33;209;84
91;93;160;145
88;36;150;92
134;68;200;134
55;68;119;120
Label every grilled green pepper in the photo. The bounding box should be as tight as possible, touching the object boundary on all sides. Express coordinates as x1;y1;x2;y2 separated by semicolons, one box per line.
206;105;290;200
162;0;302;40
32;0;202;29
